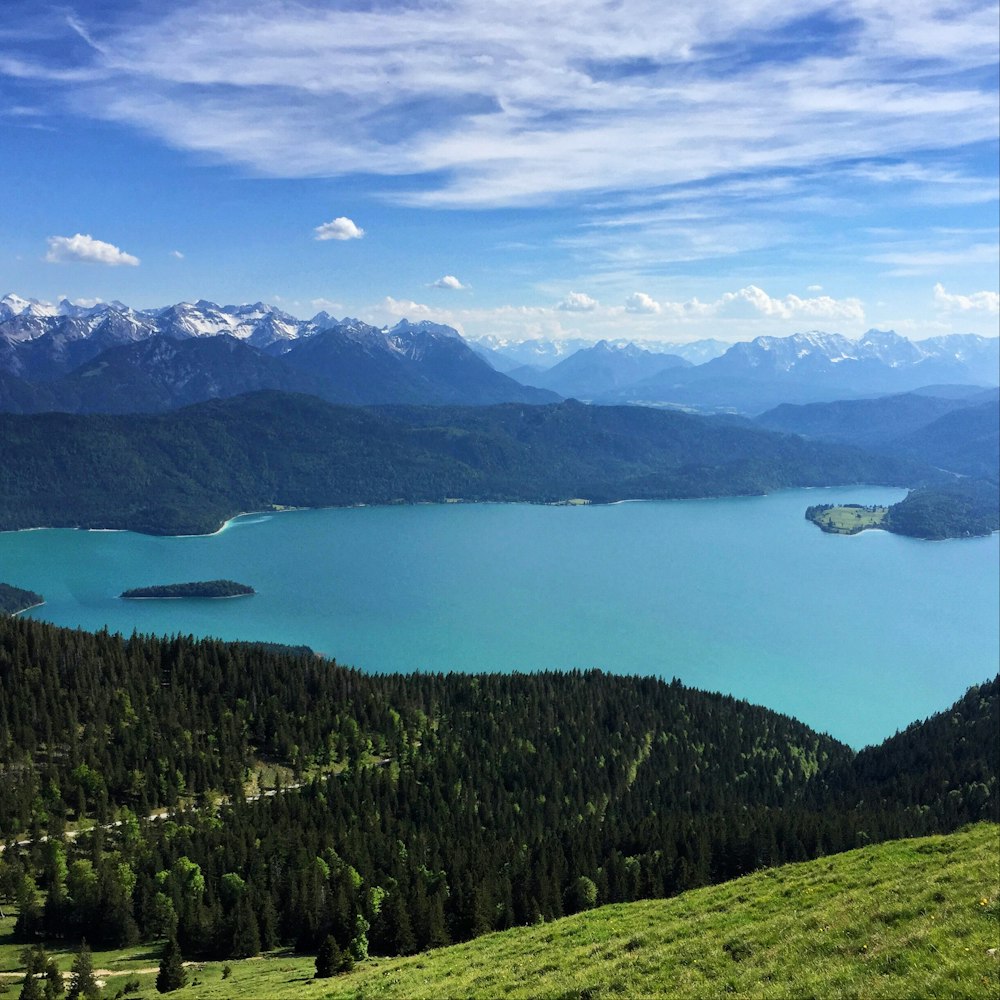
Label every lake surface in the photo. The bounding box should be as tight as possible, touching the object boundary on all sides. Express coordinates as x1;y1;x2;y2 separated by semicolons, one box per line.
4;486;997;748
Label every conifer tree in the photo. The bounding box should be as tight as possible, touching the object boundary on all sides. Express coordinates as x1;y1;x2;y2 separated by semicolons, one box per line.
65;941;99;1000
315;935;340;979
18;947;44;1000
155;935;186;994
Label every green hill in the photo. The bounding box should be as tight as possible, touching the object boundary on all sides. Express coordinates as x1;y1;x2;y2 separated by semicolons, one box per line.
179;824;1000;1000
5;824;991;999
0;391;928;534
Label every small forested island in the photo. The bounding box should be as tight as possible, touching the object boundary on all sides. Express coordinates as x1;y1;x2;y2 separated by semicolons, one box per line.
807;478;999;540
120;579;255;599
0;581;44;614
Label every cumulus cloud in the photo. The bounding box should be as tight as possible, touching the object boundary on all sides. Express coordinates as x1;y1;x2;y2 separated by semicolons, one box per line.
718;285;865;322
624;292;661;314
558;291;599;312
933;282;999;313
45;233;139;266
314;217;364;241
431;275;467;290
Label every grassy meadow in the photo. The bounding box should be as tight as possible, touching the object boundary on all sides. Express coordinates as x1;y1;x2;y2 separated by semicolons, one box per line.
2;823;996;999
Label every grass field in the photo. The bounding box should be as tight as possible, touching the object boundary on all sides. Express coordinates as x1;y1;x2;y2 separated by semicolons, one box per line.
1;824;996;998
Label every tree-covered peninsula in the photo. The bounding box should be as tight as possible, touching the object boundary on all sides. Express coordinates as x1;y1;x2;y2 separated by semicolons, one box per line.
121;579;254;599
0;582;43;615
0;391;932;535
807;477;999;540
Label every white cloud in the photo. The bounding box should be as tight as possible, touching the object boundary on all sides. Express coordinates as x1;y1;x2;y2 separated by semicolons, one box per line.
807;284;823;292
624;291;661;314
933;282;1000;314
45;233;139;266
431;275;467;290
170;249;184;259
718;285;865;322
314;217;364;241
8;2;996;209
558;291;599;312
380;296;439;320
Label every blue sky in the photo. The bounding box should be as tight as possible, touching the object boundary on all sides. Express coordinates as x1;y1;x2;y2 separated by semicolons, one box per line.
1;0;998;343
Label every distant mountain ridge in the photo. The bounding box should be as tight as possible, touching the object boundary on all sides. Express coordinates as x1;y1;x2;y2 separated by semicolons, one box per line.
2;294;996;416
601;328;999;413
0;391;930;535
756;389;1000;479
520;339;691;399
0;294;556;411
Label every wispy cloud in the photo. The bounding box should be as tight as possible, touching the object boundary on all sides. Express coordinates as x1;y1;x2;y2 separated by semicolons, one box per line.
45;233;139;266
4;1;997;209
314;217;364;241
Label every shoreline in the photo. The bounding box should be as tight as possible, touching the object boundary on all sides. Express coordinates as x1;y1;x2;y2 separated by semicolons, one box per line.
0;485;916;540
12;601;45;616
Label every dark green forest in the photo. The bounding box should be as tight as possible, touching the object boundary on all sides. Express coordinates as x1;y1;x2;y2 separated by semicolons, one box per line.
0;583;43;615
884;478;1000;539
0;616;994;963
0;392;931;535
120;580;255;599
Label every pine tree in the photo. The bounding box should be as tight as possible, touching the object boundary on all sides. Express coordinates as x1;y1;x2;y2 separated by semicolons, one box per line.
155;935;186;994
65;941;99;1000
43;957;64;1000
18;959;44;1000
315;935;340;979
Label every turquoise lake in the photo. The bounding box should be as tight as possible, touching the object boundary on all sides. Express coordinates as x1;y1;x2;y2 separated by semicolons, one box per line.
4;486;997;749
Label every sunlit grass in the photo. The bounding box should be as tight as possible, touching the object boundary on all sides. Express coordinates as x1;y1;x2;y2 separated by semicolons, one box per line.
2;824;996;998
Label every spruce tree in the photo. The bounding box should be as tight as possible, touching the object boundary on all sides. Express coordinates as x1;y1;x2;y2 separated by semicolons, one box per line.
65;941;99;1000
315;935;340;979
18;966;43;1000
43;957;64;1000
155;935;186;994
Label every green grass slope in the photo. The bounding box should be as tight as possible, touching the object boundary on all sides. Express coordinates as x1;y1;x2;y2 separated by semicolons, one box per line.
180;825;1000;1000
10;824;986;999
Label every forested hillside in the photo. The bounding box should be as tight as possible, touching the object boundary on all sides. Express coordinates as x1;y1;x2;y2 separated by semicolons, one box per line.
0;616;994;965
0;391;930;535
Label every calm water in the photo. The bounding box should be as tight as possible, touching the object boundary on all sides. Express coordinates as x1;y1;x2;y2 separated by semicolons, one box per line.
4;486;997;748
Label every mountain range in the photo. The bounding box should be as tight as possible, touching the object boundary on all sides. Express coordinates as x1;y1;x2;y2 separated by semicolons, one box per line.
514;339;691;399
1;294;997;416
0;295;555;411
469;334;730;371
598;329;999;413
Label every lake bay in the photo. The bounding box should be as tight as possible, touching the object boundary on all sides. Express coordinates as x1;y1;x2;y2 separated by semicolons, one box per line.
5;485;997;748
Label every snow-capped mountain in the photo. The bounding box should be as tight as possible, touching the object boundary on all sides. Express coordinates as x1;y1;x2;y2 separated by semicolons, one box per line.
1;294;995;416
0;294;557;412
602;328;999;414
